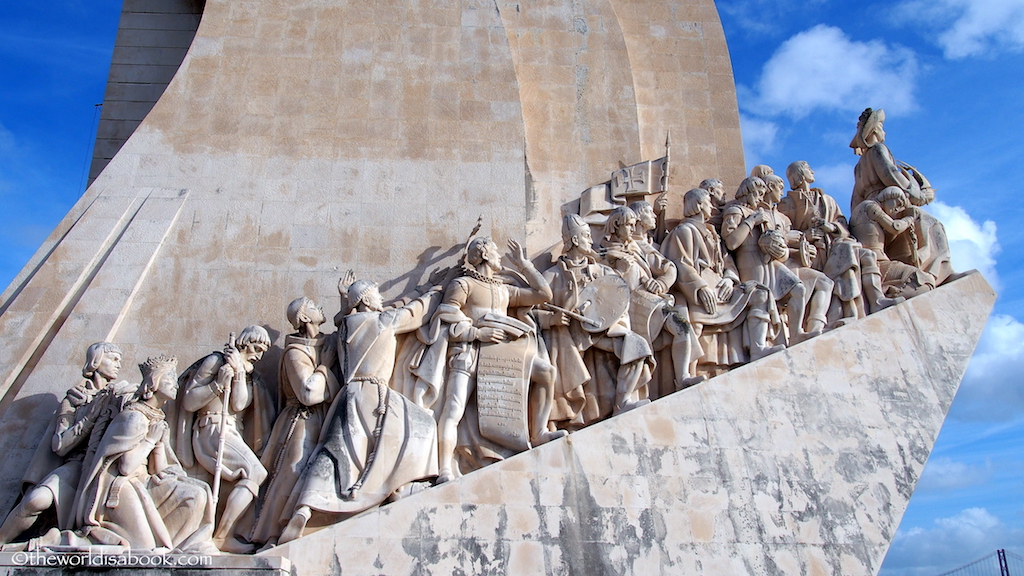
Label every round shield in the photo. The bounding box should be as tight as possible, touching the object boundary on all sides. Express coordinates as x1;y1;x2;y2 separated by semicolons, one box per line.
577;274;630;333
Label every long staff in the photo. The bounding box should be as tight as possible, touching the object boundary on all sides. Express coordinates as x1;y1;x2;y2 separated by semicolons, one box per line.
211;331;236;509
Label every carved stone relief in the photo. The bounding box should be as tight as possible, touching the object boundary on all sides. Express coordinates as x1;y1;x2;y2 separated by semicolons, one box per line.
0;109;963;557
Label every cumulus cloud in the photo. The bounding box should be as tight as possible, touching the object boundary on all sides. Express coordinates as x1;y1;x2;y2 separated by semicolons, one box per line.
881;508;1024;576
897;0;1024;59
916;457;992;492
924;202;1001;290
745;25;918;119
951;314;1024;422
739;114;779;160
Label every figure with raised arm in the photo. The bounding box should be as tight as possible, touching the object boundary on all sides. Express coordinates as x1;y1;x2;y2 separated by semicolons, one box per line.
434;237;564;484
278;273;442;544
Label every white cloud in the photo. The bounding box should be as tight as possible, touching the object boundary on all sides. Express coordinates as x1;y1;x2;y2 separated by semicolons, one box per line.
898;0;1024;59
916;457;992;491
924;202;1001;290
739;114;779;161
952;313;1024;422
881;508;1024;576
745;25;918;118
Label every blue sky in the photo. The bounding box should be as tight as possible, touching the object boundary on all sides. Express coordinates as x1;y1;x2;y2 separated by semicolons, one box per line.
1;1;1022;573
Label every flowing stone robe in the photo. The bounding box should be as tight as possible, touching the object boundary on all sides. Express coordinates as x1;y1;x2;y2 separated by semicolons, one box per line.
287;292;440;519
17;379;125;532
778;187;846;270
73;401;214;551
662;217;774;368
250;333;337;545
538;256;653;427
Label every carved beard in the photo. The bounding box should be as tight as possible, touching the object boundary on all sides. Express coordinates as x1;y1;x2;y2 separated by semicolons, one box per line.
574;244;599;263
483;253;502;272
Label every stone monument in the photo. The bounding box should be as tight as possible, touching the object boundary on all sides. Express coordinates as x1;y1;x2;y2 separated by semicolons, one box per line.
0;0;992;574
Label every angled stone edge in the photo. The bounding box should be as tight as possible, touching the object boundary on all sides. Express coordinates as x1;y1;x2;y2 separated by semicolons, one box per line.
268;271;995;576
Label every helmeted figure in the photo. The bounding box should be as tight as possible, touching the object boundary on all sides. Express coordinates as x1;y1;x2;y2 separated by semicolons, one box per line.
662;188;783;375
249;298;339;547
175;325;273;549
278;275;442;544
538;214;654;429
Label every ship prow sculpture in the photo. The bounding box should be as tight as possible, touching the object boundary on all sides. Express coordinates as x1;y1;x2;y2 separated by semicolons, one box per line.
0;0;994;574
269;271;993;576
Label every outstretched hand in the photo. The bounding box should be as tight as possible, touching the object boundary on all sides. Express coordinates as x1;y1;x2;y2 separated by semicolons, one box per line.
338;269;357;294
506;239;529;270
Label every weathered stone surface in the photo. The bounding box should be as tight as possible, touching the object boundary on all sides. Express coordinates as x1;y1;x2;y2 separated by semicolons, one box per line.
269;272;994;576
0;0;742;518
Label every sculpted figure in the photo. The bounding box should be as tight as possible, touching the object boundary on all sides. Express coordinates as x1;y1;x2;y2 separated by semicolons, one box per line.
278;275;442;544
698;178;727;229
175;326;273;549
850;188;936;298
434;237;564;483
601;206;704;395
750;164;774;180
74;356;215;552
721;177;819;344
250;298;339;547
850;108;931;211
780;161;900;321
761;174;833;336
538;214;655;429
0;343;124;544
849;108;954;284
662;189;784;374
